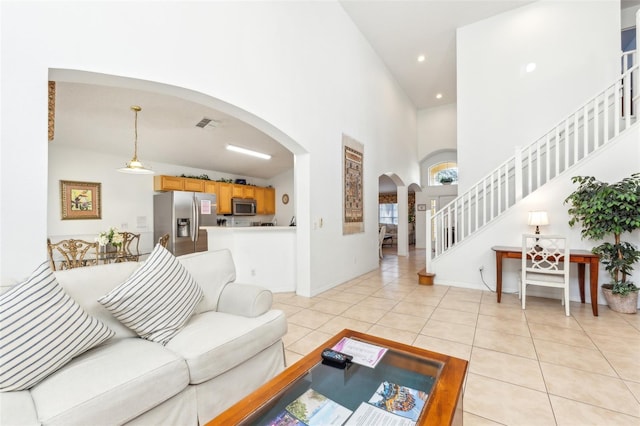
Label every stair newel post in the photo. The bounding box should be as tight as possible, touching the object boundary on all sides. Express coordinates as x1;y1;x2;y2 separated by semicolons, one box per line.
614;79;621;137
623;63;631;128
426;210;433;272
514;146;523;203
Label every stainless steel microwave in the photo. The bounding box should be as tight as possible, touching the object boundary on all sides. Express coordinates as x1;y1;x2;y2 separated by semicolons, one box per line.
232;198;256;216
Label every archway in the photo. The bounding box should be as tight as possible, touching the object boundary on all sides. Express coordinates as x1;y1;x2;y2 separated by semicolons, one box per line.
47;69;313;295
378;173;414;257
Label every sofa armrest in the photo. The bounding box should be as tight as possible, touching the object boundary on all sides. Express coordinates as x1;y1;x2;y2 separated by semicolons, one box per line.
217;283;273;317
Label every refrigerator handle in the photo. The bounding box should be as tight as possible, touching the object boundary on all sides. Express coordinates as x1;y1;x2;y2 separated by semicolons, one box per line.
192;195;198;243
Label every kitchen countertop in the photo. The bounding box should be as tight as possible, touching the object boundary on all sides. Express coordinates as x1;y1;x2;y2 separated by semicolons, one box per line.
201;226;295;231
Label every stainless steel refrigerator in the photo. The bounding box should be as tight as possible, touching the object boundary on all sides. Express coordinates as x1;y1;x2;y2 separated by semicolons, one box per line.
153;191;217;256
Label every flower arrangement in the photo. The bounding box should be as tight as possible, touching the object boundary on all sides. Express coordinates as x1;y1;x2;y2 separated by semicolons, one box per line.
96;226;124;247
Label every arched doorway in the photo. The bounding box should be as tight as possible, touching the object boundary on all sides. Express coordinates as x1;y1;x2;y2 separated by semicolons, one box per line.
378;173;419;257
47;69;313;294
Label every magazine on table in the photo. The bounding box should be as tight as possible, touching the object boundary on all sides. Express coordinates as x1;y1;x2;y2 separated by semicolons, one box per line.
331;337;388;368
344;380;428;426
266;388;352;426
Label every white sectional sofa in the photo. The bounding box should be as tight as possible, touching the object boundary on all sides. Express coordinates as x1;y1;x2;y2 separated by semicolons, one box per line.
0;248;288;425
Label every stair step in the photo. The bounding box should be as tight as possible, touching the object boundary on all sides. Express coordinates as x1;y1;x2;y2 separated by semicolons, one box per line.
417;268;435;286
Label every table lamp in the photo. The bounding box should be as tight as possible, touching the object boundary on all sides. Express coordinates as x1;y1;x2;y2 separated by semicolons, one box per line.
527;211;549;234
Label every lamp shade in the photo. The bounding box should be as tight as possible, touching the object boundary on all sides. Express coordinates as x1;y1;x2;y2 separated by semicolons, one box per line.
527;211;549;226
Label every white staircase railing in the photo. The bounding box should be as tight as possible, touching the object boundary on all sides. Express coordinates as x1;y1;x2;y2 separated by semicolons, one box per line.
426;51;638;269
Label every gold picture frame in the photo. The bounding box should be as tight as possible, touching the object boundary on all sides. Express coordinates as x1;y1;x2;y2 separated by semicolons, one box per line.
60;180;102;220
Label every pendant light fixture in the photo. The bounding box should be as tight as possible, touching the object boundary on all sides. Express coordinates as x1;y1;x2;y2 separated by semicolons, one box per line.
117;105;154;174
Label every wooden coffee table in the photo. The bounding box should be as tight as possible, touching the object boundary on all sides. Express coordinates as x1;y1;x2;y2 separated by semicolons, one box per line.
208;329;468;425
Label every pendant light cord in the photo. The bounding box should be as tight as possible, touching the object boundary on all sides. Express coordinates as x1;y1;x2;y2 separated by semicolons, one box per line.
131;105;141;161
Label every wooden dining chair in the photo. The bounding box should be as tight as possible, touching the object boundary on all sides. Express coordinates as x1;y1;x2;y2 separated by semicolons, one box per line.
47;238;99;271
158;233;170;249
120;232;141;262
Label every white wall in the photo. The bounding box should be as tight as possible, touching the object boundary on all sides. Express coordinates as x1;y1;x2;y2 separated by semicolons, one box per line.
1;1;419;293
417;103;457;163
431;126;640;307
457;0;620;193
269;168;295;227
621;4;639;29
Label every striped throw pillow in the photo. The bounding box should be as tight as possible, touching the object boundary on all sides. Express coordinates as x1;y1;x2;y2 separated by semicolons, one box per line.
0;262;115;391
98;244;203;345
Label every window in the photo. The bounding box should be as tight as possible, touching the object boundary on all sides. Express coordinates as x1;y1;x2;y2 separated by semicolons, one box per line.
428;162;458;186
379;203;398;225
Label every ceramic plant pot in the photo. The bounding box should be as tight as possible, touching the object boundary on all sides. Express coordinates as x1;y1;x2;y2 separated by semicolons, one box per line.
602;287;639;314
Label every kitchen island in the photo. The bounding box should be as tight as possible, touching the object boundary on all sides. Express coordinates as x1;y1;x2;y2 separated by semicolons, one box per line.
201;226;296;293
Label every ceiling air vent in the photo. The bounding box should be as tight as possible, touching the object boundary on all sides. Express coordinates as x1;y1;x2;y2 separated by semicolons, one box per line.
195;117;220;129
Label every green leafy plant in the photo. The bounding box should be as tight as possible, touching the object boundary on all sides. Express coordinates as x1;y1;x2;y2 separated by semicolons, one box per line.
96;226;123;247
180;174;211;180
436;169;457;184
564;173;640;295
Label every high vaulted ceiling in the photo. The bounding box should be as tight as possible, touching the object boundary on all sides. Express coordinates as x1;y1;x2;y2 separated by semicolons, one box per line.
340;0;535;109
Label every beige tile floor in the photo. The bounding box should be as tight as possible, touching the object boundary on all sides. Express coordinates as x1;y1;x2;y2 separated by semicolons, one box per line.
274;247;640;426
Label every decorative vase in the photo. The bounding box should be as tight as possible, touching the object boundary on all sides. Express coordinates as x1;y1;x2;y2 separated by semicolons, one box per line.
602;287;638;314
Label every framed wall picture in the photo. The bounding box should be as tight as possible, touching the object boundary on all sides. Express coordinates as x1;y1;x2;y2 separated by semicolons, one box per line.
60;180;102;220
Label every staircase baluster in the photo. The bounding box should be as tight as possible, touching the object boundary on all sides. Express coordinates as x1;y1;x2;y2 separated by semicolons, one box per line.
614;79;621;137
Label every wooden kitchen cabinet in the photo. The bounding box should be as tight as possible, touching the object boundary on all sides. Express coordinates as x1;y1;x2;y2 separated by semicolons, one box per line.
255;187;275;215
232;184;255;199
217;182;233;214
231;185;243;198
204;181;217;195
154;175;185;191
153;175;274;215
183;178;204;192
154;175;206;192
254;187;265;214
264;187;276;214
242;185;255;199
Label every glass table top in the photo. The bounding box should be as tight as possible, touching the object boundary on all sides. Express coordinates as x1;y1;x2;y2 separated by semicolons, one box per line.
245;336;442;425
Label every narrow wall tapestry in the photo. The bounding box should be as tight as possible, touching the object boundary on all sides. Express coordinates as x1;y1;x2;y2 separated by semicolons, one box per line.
343;135;364;235
48;81;55;141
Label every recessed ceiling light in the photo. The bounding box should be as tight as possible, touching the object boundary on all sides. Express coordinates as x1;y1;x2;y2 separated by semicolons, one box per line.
525;62;537;73
436;93;443;99
226;144;271;160
417;54;426;63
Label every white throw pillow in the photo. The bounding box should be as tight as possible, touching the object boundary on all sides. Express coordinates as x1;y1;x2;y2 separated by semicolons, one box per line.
0;262;114;391
98;244;203;345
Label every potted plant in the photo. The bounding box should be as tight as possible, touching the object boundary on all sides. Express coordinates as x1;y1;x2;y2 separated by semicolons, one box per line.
437;172;455;185
564;173;640;313
96;226;124;252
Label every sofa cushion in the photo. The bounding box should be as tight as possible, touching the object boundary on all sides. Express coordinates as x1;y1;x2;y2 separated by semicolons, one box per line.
30;338;189;426
0;390;39;426
99;244;203;345
166;309;287;384
178;249;236;314
0;262;114;391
